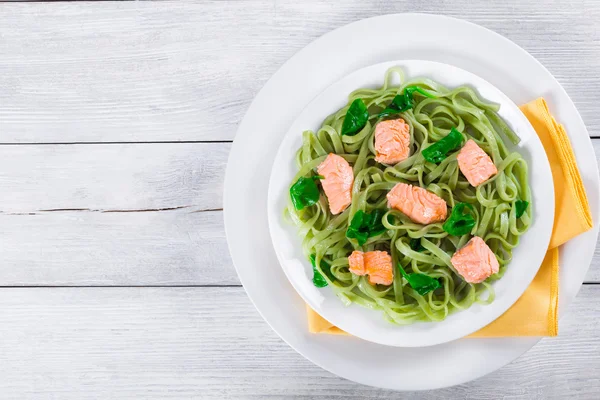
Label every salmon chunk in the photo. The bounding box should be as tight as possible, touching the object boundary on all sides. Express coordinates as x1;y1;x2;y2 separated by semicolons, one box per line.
457;140;498;187
347;250;393;286
450;236;499;283
348;250;366;276
317;153;354;215
387;183;447;225
364;251;393;285
374;118;411;164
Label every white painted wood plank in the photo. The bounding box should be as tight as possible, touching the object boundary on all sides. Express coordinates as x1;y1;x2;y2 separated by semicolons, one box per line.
589;247;600;283
0;208;597;286
0;210;234;286
0;0;599;142
0;143;227;212
0;138;597;285
0;285;597;399
0;139;597;214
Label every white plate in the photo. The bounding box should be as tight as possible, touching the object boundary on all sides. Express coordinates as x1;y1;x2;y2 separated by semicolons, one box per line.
224;14;600;390
267;60;554;347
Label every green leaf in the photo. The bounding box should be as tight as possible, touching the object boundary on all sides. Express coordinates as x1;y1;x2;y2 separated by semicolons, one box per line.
377;94;412;118
341;99;369;136
443;202;475;236
289;175;322;211
391;93;413;112
378;86;436;118
309;254;331;288
398;263;441;296
421;128;464;163
346;209;387;246
409;238;426;252
515;200;529;218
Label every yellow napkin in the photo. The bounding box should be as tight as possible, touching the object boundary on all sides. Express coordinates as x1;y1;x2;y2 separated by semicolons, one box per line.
307;97;593;337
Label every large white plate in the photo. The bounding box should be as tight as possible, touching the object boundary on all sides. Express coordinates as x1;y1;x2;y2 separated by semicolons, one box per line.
224;14;599;390
267;60;554;347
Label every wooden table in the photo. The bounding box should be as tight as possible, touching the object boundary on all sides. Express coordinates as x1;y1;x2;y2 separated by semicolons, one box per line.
0;1;598;398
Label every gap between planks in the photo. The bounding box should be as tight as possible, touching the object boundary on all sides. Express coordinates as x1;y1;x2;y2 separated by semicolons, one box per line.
0;207;223;216
0;138;598;145
0;140;234;145
0;283;596;288
0;285;244;288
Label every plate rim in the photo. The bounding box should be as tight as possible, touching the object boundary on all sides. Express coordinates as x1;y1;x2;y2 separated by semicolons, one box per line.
224;13;599;390
266;58;555;347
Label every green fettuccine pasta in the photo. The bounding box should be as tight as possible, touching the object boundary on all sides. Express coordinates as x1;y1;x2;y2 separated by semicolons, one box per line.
284;67;532;325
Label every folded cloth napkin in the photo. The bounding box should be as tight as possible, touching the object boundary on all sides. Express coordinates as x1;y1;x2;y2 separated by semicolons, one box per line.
307;97;593;337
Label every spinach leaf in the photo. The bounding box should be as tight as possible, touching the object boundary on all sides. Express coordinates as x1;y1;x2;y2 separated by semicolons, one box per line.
346;209;387;246
398;263;441;296
390;93;413;112
515;200;529;218
341;98;369;136
378;86;436;118
409;238;426;252
309;254;331;288
378;94;412;118
443;202;475;236
421;128;464;163
290;175;322;211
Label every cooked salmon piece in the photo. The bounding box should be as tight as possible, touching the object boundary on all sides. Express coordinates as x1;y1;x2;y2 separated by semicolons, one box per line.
364;251;393;286
347;250;393;286
457;140;498;187
317;153;354;215
450;236;499;283
386;183;447;225
348;250;366;276
374;118;411;165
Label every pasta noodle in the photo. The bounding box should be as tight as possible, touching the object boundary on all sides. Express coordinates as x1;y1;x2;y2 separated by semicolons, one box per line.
285;68;531;324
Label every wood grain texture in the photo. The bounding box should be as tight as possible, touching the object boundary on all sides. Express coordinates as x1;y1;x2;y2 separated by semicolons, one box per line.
0;285;597;399
0;0;599;142
0;210;233;286
0;143;228;213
